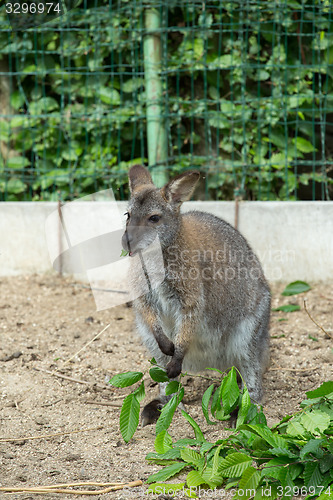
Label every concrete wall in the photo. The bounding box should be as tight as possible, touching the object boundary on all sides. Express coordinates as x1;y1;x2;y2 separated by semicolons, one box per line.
0;201;332;283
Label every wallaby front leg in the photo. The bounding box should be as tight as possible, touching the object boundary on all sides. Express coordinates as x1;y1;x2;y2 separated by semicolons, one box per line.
166;313;196;379
139;302;174;357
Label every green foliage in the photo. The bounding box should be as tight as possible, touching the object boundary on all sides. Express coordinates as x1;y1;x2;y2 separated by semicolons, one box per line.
146;379;333;498
112;359;333;496
273;304;301;313
281;281;312;296
0;1;332;200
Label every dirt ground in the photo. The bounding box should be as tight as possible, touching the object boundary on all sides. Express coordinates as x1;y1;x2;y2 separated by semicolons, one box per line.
0;274;332;500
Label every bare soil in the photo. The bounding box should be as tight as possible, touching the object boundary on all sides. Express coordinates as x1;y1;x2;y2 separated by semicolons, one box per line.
0;274;332;500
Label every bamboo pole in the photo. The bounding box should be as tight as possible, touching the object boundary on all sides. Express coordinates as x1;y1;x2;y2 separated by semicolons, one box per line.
143;6;168;187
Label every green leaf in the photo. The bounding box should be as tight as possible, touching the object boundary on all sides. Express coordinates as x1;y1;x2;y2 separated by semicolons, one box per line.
272;304;300;313
292;137;317;153
181;410;205;443
286;420;306;437
281;281;311;296
146;462;187;484
304;461;324;489
239;424;287;449
186;470;206;487
301;410;330;434
149;366;169;383
306;382;333;399
165;381;180;396
300;439;323;459
98;87;121;105
218;452;252;478
180;448;203;466
6;178;26;194
119;393;140;443
146;448;181;462
156;394;178;435
238;466;261;498
29;97;59;115
202;384;216;425
133;381;145;403
7;156;30;169
236;387;252;428
10;91;25;110
319;454;333;474
222;368;240;414
122;77;144;93
154;430;173;454
109;371;143;388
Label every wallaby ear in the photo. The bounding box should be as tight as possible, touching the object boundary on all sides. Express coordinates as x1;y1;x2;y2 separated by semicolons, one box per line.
162;170;200;204
128;165;154;193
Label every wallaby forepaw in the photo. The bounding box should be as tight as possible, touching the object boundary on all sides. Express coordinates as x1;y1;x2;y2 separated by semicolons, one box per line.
158;338;175;357
166;358;182;379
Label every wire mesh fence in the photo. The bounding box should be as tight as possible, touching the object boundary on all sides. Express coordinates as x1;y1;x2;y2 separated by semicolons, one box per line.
0;0;332;201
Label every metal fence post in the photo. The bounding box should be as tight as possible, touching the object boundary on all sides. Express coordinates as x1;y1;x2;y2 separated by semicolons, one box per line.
143;6;168;187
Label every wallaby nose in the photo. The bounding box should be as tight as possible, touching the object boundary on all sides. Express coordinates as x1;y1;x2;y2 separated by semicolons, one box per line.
121;231;132;252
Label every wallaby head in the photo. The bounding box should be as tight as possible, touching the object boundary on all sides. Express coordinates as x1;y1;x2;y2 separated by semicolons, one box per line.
122;165;200;255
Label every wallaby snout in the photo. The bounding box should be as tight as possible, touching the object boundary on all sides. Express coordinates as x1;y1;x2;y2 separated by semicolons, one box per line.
123;164;271;426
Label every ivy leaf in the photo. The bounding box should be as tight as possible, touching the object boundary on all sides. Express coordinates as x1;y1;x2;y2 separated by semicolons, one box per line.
119;393;140;443
109;371;143;388
292;137;317;153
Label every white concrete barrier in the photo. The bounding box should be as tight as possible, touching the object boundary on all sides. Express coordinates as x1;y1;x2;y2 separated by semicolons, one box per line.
0;201;332;283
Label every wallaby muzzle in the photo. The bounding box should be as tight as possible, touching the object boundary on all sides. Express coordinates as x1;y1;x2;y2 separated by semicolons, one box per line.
122;225;156;256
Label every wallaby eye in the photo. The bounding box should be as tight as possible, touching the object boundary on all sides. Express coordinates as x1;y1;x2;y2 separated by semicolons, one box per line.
124;212;130;221
148;214;160;223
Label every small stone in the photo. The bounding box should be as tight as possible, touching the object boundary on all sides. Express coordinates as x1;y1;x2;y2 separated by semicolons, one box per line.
64;453;81;462
35;417;49;426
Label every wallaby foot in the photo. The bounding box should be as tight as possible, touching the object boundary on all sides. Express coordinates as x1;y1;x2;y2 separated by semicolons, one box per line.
141;399;164;427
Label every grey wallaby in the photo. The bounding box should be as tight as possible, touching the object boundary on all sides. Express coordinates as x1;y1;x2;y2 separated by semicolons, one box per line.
122;165;271;426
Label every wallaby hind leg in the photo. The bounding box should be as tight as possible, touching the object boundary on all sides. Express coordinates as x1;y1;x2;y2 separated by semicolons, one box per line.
237;316;270;405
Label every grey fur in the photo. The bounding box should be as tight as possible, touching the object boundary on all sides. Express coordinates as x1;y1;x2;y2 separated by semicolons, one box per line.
122;165;270;423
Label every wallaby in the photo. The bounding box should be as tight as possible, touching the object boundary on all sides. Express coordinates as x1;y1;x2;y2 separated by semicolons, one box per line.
122;165;271;426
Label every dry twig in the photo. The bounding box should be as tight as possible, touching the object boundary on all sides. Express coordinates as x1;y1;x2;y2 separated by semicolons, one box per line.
304;299;333;340
33;366;108;390
0;425;103;443
0;480;143;495
60;323;111;368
